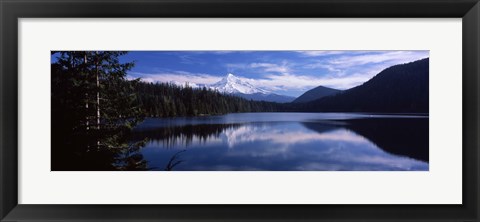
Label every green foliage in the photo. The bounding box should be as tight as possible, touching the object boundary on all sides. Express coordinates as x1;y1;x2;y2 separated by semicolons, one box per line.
51;51;146;170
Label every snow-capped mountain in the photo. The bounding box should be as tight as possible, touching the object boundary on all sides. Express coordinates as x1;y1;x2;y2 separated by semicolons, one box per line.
210;73;270;94
164;73;295;103
209;73;295;103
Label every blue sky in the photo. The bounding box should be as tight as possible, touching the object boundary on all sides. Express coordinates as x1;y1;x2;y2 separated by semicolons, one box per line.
119;50;428;97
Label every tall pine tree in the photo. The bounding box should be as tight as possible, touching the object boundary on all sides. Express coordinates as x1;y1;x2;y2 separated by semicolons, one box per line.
52;51;146;170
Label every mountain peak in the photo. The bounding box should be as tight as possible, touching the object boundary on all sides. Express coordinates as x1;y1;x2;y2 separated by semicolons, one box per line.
211;73;269;94
225;73;241;82
225;73;237;81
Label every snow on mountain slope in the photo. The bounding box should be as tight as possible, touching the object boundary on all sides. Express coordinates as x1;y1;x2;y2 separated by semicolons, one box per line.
166;73;296;103
210;73;270;94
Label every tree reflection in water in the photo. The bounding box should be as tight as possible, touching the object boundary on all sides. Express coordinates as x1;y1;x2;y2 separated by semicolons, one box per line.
129;118;429;171
130;124;243;170
130;123;243;148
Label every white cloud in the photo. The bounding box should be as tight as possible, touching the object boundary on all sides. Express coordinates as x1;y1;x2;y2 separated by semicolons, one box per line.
210;51;238;54
177;54;205;65
325;51;429;68
250;62;290;73
305;63;342;73
300;51;429;88
128;71;221;85
225;63;248;70
251;72;370;91
226;62;292;74
185;51;249;55
296;50;353;57
302;51;429;73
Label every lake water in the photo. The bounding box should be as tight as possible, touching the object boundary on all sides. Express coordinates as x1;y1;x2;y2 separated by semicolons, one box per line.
130;112;429;171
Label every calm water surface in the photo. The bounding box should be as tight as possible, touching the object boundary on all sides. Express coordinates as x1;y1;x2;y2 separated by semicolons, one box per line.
130;112;429;171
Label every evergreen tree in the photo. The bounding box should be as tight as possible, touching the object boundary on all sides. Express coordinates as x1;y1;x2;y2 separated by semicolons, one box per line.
52;51;146;170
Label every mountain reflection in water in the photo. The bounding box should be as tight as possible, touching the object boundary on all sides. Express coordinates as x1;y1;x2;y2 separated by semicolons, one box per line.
130;113;429;171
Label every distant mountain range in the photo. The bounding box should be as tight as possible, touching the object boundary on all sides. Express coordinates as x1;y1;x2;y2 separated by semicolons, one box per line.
166;58;429;113
298;58;429;113
293;86;341;103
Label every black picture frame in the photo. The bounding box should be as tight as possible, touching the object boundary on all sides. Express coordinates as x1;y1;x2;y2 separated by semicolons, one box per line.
1;0;479;221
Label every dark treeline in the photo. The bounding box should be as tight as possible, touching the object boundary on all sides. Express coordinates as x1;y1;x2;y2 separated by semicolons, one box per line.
134;82;285;117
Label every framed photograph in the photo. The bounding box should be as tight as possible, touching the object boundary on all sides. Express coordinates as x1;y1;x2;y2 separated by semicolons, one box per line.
1;0;479;221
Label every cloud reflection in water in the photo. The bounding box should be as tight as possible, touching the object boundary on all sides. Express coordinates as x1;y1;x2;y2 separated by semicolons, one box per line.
135;119;428;171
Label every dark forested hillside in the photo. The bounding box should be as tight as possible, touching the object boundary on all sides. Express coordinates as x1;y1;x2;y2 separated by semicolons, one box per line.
293;86;341;103
134;82;284;117
298;58;429;113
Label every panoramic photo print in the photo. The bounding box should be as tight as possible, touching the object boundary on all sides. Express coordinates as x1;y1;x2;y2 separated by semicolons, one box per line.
51;50;429;171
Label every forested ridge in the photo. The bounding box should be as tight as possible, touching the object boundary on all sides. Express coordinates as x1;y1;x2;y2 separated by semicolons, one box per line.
135;82;284;118
295;58;429;113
